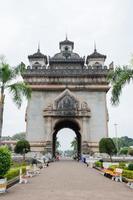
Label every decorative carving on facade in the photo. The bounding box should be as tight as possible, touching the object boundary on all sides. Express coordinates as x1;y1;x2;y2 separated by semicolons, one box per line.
55;90;79;110
55;90;79;116
43;89;91;117
81;102;90;111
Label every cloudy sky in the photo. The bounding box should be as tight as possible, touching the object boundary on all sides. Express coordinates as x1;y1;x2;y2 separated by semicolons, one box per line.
0;0;133;149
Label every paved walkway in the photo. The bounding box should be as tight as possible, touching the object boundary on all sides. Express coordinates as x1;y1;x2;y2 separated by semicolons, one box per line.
1;160;133;200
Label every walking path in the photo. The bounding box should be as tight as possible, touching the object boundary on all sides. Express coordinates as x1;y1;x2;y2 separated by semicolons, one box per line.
1;160;133;200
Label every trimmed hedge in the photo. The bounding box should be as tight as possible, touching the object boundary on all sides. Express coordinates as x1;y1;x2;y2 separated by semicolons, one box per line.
5;168;19;181
122;170;133;179
5;166;26;181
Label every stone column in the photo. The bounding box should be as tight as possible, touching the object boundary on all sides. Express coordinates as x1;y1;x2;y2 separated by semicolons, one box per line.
81;117;89;154
44;117;52;153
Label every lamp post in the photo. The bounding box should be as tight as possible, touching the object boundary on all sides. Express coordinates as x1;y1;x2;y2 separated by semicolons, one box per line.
114;123;119;154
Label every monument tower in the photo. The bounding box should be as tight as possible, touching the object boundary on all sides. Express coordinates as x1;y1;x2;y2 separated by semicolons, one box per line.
23;37;113;156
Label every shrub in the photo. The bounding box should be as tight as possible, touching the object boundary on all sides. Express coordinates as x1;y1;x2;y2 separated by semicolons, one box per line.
119;162;126;169
5;166;26;181
128;148;133;156
5;168;19;181
99;138;117;161
122;170;133;179
21;166;26;174
95;161;103;168
0;146;12;178
128;163;133;171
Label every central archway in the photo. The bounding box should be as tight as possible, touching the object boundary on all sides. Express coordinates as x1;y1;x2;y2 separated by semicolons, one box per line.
52;119;81;158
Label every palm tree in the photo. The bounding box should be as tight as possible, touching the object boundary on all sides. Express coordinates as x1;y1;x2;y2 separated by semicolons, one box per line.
56;139;60;150
0;59;31;144
108;65;133;105
71;137;77;152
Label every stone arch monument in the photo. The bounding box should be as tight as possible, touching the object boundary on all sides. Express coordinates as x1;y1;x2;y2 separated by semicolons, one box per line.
23;37;113;155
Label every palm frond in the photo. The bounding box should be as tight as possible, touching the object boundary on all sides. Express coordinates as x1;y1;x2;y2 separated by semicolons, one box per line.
13;62;26;76
0;62;26;86
7;82;31;108
108;66;133;105
0;62;13;84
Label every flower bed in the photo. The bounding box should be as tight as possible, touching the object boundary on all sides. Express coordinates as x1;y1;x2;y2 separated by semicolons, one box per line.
94;161;133;181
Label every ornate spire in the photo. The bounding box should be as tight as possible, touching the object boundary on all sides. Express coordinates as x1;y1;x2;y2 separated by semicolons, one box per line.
66;34;68;41
37;42;40;53
94;41;97;52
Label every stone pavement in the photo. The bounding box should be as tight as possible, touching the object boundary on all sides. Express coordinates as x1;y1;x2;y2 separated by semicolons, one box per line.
0;160;133;200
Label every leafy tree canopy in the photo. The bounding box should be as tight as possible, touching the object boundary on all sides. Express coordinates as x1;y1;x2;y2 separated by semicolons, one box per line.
113;136;133;149
56;139;60;151
71;137;77;152
14;140;30;156
99;138;117;161
12;132;26;141
119;147;129;155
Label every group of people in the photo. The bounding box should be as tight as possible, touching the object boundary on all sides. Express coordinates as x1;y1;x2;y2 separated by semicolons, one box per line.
31;155;50;168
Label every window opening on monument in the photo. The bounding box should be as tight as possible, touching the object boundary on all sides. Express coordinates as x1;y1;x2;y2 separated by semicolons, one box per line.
53;127;81;159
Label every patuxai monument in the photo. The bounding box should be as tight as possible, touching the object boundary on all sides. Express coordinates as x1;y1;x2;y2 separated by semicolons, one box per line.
22;37;113;156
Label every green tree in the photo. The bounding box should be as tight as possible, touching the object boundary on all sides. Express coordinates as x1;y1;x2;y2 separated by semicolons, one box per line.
0;146;11;178
56;140;60;151
108;65;133;105
14;140;30;160
113;136;133;149
119;147;129;155
0;60;31;143
99;138;117;161
12;132;26;141
128;148;133;156
71;137;77;153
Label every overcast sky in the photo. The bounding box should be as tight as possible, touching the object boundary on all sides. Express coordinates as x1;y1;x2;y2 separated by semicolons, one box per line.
0;0;133;148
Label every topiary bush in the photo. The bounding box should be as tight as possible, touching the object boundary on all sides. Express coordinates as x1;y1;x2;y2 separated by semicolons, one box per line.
128;163;133;171
0;146;12;179
14;140;30;160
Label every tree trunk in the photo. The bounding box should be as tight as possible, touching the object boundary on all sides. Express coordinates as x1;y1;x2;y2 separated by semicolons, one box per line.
0;86;5;146
109;154;113;162
23;153;25;161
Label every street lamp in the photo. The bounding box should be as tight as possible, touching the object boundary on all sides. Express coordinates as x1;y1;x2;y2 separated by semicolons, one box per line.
114;123;119;154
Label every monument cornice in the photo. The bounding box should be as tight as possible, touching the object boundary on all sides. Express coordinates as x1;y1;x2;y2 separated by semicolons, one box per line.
22;68;110;78
25;84;110;92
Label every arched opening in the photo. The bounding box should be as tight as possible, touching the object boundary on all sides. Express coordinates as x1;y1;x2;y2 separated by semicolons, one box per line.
52;120;81;158
57;128;76;156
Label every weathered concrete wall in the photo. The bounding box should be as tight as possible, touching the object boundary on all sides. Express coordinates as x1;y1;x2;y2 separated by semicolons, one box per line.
26;89;108;149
